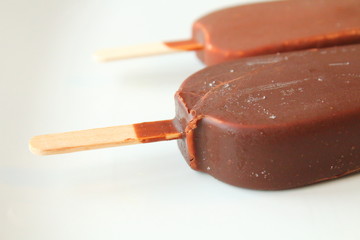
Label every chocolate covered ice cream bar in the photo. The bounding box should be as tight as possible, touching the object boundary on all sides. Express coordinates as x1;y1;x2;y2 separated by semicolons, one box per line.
95;0;360;65
31;44;360;190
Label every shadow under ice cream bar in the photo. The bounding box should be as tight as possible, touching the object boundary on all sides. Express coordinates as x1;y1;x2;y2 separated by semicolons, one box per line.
94;0;360;65
31;44;360;190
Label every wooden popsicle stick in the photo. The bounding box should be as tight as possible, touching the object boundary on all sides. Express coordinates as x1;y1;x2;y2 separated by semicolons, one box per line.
29;120;182;155
94;39;203;62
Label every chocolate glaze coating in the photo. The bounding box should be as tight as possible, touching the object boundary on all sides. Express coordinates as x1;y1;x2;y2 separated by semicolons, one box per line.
174;44;360;190
193;0;360;65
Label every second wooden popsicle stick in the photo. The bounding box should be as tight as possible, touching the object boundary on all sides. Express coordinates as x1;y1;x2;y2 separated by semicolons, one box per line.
29;120;182;155
94;40;203;62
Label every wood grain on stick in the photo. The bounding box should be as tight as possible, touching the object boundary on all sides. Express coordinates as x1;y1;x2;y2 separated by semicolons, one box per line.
30;120;182;155
94;40;203;62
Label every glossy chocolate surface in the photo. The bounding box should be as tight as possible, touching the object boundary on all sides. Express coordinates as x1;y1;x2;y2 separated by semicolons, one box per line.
193;0;360;65
174;44;360;190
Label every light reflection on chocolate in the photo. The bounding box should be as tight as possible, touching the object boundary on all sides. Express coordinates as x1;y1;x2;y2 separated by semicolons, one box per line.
174;44;360;190
192;0;360;65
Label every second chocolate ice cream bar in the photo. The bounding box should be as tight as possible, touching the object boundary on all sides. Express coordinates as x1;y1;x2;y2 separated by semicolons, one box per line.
193;0;360;65
96;0;360;65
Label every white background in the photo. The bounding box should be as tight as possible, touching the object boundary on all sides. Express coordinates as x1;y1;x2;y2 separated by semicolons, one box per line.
1;0;360;239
